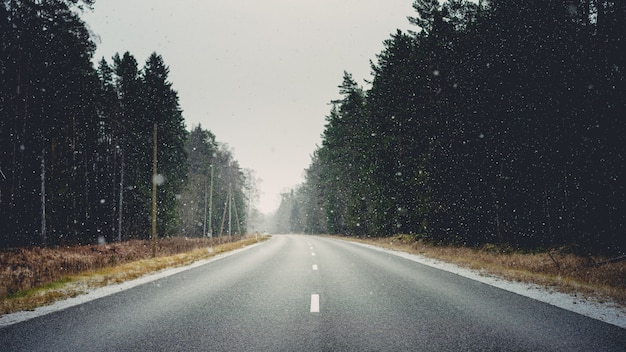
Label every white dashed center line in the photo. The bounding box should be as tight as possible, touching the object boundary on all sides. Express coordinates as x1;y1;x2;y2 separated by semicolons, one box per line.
312;264;318;270
310;294;320;313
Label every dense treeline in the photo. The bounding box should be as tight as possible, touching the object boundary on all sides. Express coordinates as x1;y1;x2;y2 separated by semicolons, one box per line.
279;0;625;254
0;0;248;248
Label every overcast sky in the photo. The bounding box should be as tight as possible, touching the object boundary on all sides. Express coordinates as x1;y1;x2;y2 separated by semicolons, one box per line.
82;0;416;214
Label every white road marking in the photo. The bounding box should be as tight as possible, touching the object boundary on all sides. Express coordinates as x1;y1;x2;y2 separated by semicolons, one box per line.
312;264;318;270
312;252;316;256
310;294;320;313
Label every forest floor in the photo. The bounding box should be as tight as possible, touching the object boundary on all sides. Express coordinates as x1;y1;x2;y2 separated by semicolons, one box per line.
0;235;268;315
334;234;626;308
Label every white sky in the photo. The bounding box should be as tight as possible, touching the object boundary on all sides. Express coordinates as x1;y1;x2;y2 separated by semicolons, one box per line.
81;0;415;214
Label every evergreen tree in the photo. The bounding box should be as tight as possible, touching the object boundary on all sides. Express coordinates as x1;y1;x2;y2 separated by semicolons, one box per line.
142;53;188;236
94;57;122;242
301;150;328;234
179;125;218;237
212;144;247;236
367;30;427;236
112;52;147;238
0;0;99;246
317;72;368;235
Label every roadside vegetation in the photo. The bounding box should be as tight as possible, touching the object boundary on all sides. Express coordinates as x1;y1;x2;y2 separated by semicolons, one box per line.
338;234;626;307
0;236;268;315
2;234;622;317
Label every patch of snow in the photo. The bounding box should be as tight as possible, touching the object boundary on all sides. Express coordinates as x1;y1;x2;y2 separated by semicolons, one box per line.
350;241;626;329
0;242;263;327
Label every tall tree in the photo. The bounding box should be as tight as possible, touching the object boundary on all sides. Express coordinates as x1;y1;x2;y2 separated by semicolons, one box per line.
94;57;122;242
316;72;368;235
179;125;217;237
212;144;247;236
112;52;147;238
0;0;99;246
367;30;428;236
142;52;188;237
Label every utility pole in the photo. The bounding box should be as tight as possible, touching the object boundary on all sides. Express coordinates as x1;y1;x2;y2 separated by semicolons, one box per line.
219;183;233;237
228;183;232;238
233;191;241;235
151;123;158;258
219;187;228;237
247;172;252;234
208;164;214;237
118;145;124;242
40;147;46;245
203;176;207;237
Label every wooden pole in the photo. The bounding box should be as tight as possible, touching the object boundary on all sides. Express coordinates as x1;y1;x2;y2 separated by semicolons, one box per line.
233;192;241;235
40;148;46;245
151;123;158;258
203;177;207;237
118;144;124;242
208;164;214;237
228;183;232;237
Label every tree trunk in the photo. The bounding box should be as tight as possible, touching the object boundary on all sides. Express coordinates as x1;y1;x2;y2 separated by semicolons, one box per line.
40;147;46;245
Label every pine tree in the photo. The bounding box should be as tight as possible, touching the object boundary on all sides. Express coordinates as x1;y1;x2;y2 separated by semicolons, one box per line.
112;52;148;238
207;143;248;236
318;72;369;235
95;57;123;242
0;0;99;246
367;30;428;236
142;53;188;236
179;125;218;237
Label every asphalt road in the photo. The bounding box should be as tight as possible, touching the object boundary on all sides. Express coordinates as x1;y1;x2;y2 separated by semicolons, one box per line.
1;235;625;351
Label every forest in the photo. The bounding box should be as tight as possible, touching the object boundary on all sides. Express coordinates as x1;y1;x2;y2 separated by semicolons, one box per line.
275;0;626;255
0;0;250;248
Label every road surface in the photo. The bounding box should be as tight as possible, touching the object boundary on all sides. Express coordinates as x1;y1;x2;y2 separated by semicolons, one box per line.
1;235;625;351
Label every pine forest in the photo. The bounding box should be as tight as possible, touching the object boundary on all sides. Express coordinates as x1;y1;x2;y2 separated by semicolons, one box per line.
275;0;625;255
0;0;249;248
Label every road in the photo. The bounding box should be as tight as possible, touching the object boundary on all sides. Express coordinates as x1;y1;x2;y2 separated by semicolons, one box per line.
1;235;625;351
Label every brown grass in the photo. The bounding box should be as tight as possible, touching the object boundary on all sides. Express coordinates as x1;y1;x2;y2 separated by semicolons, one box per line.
1;236;268;315
337;235;626;307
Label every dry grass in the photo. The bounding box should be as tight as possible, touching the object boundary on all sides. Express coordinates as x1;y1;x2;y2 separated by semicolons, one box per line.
338;235;626;307
1;235;268;315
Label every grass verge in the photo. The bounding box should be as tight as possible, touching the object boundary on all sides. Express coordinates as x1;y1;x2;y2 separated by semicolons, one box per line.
334;235;626;307
1;235;269;316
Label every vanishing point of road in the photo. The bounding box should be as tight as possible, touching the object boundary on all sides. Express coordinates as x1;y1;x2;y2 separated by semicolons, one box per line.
1;235;624;351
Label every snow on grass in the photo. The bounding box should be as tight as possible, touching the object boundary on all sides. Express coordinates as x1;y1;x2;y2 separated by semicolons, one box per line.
351;240;626;329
